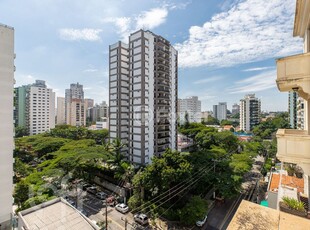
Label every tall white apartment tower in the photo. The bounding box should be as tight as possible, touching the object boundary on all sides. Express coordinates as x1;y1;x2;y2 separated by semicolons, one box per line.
109;30;178;165
213;102;227;122
0;23;14;229
28;80;55;135
178;96;201;124
240;94;261;132
65;83;86;126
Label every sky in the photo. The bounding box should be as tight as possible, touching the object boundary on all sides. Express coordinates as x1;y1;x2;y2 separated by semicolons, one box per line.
0;0;303;112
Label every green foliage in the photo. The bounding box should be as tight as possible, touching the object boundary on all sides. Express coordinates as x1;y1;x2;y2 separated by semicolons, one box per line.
14;179;31;207
14;158;33;182
21;194;56;211
282;197;305;212
15;126;29;137
220;120;232;126
179;196;208;225
202;115;220;125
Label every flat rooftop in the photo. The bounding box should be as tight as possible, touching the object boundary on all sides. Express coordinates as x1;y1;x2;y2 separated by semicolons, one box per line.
18;198;99;230
269;173;304;193
227;200;310;230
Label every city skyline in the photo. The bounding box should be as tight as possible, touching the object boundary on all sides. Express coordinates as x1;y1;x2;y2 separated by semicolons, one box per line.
0;0;303;111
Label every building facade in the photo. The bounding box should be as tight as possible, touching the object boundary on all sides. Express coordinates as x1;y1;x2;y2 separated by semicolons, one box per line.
89;101;109;123
0;23;14;229
27;80;55;135
56;97;66;125
232;103;240;116
65;83;86;126
239;94;261;132
109;30;178;164
213;102;227;122
178;96;201;124
15;80;55;135
288;91;297;129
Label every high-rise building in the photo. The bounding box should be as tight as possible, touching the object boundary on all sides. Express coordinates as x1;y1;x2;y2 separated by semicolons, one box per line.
56;97;66;125
178;96;201;124
27;80;55;135
232;103;240;116
65;83;86;126
15;80;55;135
89;101;109;123
0;23;14;229
240;94;261;132
288;91;297;129
85;98;94;109
109;30;178;165
213;102;227;122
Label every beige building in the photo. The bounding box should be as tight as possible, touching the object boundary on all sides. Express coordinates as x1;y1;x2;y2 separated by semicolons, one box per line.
56;96;66;125
0;23;14;229
65;83;86;126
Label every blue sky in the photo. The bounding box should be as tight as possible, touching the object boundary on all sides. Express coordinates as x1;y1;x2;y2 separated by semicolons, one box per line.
0;0;303;111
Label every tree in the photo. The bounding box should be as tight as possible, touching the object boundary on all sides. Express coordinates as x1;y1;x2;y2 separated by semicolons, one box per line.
15;126;29;137
14;179;31;207
180;196;208;225
184;111;190;128
204;115;220;125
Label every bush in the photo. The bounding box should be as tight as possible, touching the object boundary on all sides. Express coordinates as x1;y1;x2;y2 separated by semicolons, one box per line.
282;196;305;212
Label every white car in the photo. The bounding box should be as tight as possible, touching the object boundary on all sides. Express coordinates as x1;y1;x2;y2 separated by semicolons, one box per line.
115;203;129;213
196;214;207;227
134;213;148;225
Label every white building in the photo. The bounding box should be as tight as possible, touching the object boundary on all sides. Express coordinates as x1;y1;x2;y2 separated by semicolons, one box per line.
0;23;14;229
178;96;201;124
65;83;86;126
56;97;66;125
28;80;55;135
213;102;227;122
109;30;178;165
240;94;261;132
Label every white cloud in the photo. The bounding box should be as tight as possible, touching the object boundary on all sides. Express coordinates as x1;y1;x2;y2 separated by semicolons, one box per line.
136;8;168;30
228;70;277;94
193;76;223;84
14;74;35;86
243;66;274;72
83;69;98;73
175;0;302;68
59;28;102;41
104;7;169;41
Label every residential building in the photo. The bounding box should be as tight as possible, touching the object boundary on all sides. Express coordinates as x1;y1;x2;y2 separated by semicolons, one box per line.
201;111;212;121
85;98;94;109
0;23;14;229
275;0;310;211
178;96;201;124
27;80;55;135
297;97;305;130
14;85;28;128
18;198;100;230
89;101;109;123
56;97;66;125
213;102;227;122
65;83;86;126
109;30;178;164
288;91;297;129
232;103;240;116
239;94;261;132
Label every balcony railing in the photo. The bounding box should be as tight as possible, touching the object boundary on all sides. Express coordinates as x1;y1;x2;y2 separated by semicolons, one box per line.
276;52;310;99
276;129;310;164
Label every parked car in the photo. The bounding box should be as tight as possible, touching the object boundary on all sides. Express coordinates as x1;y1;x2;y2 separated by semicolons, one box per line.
82;182;91;191
115;203;129;213
96;191;107;200
86;186;97;195
134;213;148;225
196;214;208;227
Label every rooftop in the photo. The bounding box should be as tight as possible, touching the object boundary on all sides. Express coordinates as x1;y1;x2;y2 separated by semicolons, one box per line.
227;200;310;230
18;198;99;230
269;173;304;193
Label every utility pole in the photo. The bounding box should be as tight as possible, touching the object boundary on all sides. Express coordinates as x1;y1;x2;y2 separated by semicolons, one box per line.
105;199;108;230
124;218;128;230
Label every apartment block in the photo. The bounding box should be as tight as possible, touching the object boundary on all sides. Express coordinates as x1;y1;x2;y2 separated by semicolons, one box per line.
89;101;109;123
178;96;201;124
239;94;261;132
65;83;86;126
231;103;240;116
0;23;14;229
56;97;65;125
213;102;227;122
109;30;178;164
15;80;55;135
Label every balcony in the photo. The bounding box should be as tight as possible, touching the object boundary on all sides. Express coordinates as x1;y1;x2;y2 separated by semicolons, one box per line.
276;53;310;99
276;129;310;164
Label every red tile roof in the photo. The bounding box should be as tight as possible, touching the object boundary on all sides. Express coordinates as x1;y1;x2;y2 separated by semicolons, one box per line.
269;174;304;193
